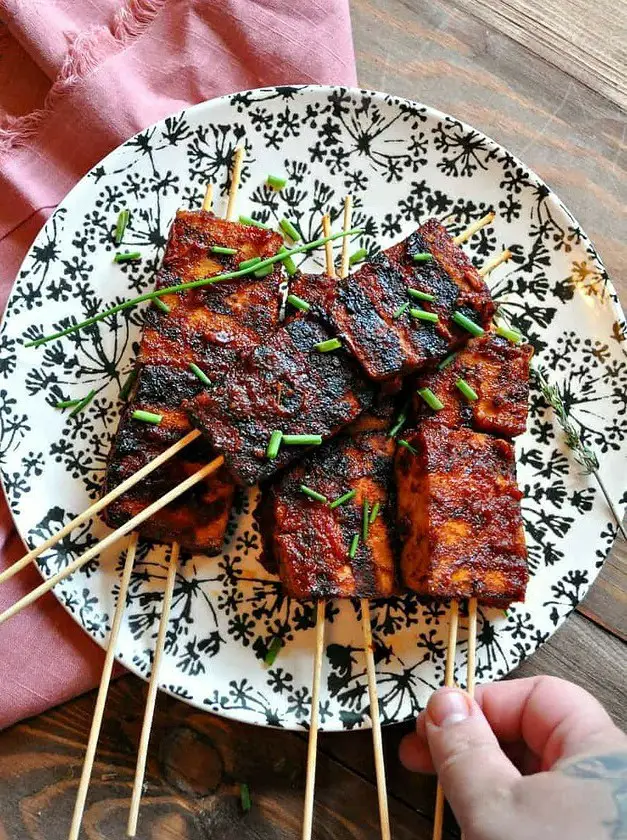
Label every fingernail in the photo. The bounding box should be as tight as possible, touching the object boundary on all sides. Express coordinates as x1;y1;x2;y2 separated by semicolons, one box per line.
427;689;472;727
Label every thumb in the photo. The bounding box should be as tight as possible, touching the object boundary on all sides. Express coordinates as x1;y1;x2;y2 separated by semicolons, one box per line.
425;688;520;829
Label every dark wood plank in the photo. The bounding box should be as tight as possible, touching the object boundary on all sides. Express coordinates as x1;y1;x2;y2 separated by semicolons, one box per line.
578;537;627;641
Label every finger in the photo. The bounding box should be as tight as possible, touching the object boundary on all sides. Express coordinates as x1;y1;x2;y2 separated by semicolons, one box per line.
399;713;433;773
424;687;520;827
474;676;618;769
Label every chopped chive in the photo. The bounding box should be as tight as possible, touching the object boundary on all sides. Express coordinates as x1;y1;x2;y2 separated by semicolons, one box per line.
388;405;408;438
349;533;360;559
279;218;301;242
239;256;262;271
132;409;162;425
266;430;283;459
284;434;323;446
456;378;479;401
119;367;138;400
287;294;310;312
496;324;523;344
315;337;342;352
369;501;380;524
153;297;170;314
362;499;370;541
393;302;409;319
412;252;433;263
114;209;130;245
238;214;269;229
300;484;328;503
189;363;212;387
55;397;82;409
452;311;485;337
264;638;283;666
114;251;141;263
349;248;368;265
254;264;273;278
266;174;287;191
329;488;356;509
417;387;444;411
408;287;436;302
398;439;418;455
278;245;298;276
502;609;509;618
438;352;458;370
409;308;439;323
240;781;252;811
211;245;238;255
69;389;96;418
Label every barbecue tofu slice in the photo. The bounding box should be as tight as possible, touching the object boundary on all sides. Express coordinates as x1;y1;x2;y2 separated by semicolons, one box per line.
186;313;376;486
396;422;528;605
413;334;533;438
261;412;397;599
329;218;495;381
103;211;285;553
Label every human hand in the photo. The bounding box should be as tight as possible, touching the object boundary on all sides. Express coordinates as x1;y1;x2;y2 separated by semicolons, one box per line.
399;676;627;840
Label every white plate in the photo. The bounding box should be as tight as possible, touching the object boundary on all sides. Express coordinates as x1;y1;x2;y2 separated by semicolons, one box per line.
1;86;625;731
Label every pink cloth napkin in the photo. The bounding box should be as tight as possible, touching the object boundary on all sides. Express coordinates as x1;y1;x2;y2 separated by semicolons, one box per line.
0;0;357;730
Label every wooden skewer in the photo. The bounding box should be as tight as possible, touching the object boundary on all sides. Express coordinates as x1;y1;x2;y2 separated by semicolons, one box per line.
225;146;245;221
302;599;326;840
0;429;201;587
466;597;477;698
453;211;495;245
0;455;223;626
68;533;138;840
340;195;353;279
431;600;459;840
127;541;179;837
202;182;214;212
322;214;334;277
479;249;512;277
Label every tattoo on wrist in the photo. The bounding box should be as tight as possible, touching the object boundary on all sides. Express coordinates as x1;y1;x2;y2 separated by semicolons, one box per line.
560;751;627;839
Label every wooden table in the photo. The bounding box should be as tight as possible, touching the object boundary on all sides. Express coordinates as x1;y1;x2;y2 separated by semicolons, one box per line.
0;2;625;837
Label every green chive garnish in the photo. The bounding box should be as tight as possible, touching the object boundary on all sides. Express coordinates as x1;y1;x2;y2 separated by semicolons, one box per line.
211;245;238;255
279;218;301;242
393;302;409;319
438;352;458;370
132;409;162;425
266;430;283;459
456;378;478;401
369;502;380;524
55;398;82;409
114;251;141;263
408;287;436;302
398;439;418;455
240;781;252;811
154;297;170;314
26;227;364;348
412;252;433;263
278;246;298;276
329;489;356;509
349;534;360;559
417;387;444;411
254;264;273;278
114;209;130;245
496;324;523;344
287;294;310;312
119;367;138;400
315;337;342;352
502;609;509;618
349;248;368;265
452;311;485;337
362;500;370;541
239;214;269;229
69;389;96;418
239;256;262;271
284;434;323;446
266;174;287;190
300;485;328;503
189;363;212;387
409;308;439;323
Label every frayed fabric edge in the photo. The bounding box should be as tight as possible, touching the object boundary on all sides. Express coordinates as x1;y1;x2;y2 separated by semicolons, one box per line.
0;0;166;155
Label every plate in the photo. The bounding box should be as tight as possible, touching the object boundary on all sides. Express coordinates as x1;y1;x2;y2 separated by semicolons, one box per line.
1;86;625;731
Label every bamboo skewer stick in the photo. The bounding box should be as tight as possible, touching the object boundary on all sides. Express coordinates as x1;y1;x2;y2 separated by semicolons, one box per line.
68;533;138;840
479;249;512;277
225;146;244;221
302;599;326;840
0;430;201;586
453;211;495;245
322;214;334;276
431;600;459;840
127;542;179;837
202;182;214;212
466;598;477;698
340;195;353;279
